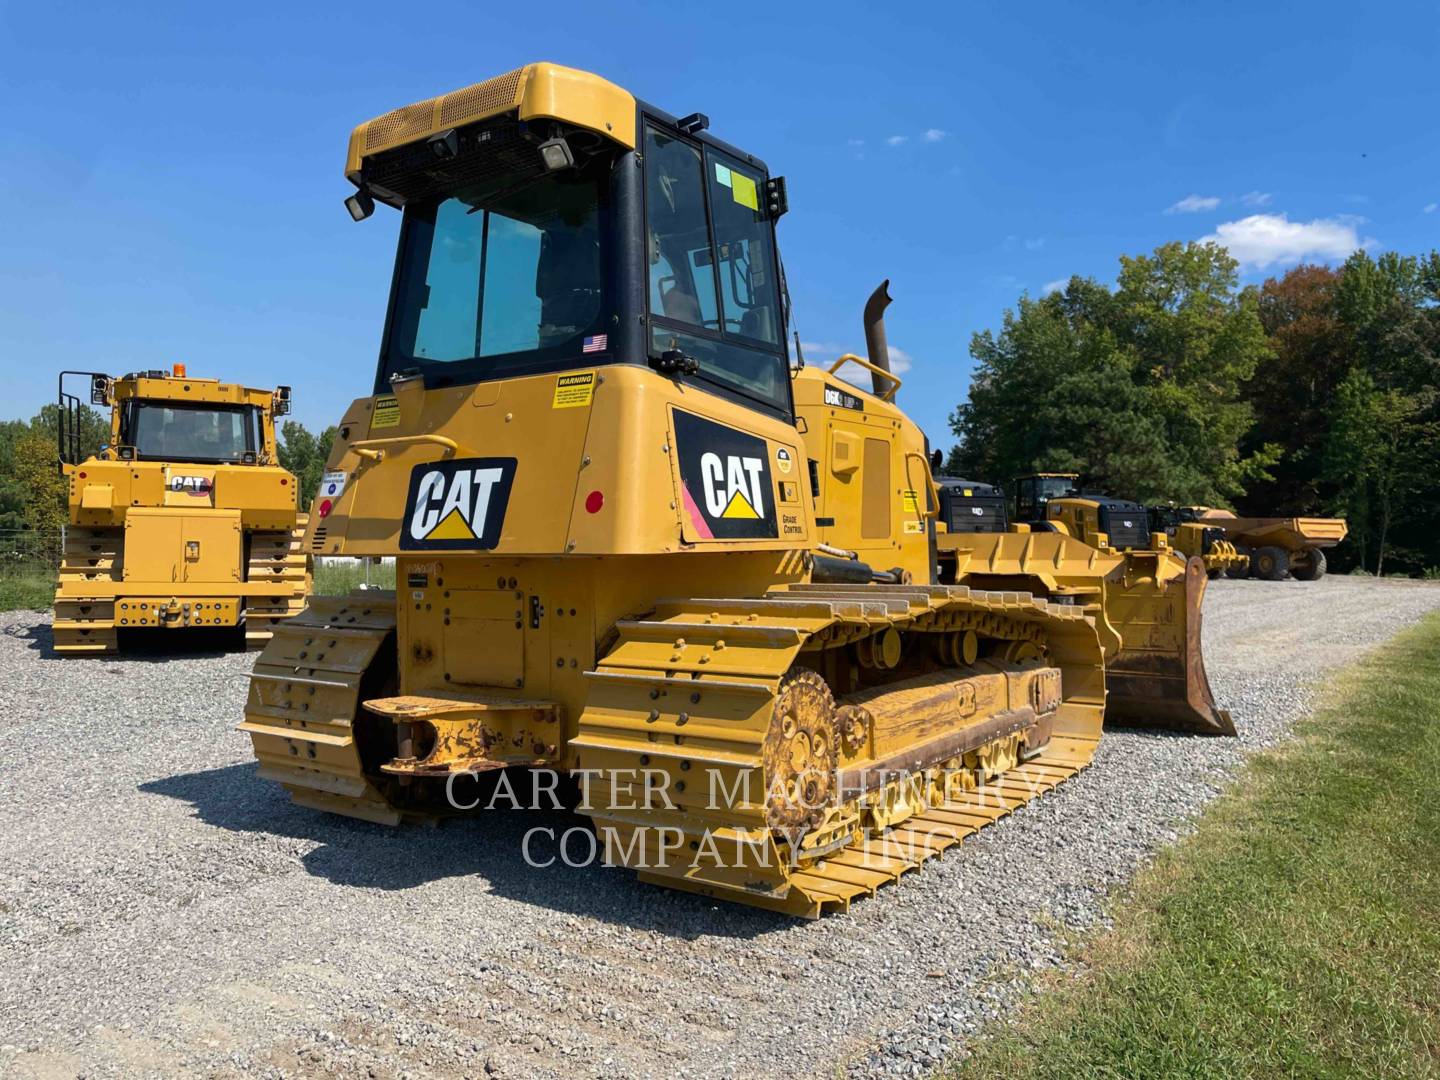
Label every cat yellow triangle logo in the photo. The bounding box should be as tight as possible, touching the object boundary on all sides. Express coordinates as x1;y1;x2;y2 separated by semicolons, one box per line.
426;506;477;541
721;489;759;519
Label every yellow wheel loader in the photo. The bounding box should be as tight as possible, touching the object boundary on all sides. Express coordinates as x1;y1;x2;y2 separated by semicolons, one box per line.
54;367;311;653
242;63;1230;918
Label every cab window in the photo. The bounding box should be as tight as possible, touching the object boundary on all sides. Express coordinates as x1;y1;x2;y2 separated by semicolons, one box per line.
644;122;788;416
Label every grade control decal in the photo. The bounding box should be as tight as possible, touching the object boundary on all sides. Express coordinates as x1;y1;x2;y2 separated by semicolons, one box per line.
672;411;779;541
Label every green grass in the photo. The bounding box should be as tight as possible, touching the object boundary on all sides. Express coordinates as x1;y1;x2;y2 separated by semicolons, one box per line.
946;612;1440;1080
0;567;55;612
312;558;395;596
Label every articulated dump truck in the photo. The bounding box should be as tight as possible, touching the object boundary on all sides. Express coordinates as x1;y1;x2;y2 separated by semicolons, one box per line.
242;62;1231;917
54;368;311;653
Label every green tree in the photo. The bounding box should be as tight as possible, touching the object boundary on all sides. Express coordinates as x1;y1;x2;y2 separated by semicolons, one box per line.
278;420;338;511
12;434;66;534
30;402;111;463
950;242;1277;505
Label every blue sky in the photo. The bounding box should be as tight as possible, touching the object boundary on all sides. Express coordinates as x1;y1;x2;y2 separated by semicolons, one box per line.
2;2;1436;448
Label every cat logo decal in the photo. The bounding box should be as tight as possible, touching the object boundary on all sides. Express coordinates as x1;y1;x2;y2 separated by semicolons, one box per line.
672;411;778;541
401;458;517;550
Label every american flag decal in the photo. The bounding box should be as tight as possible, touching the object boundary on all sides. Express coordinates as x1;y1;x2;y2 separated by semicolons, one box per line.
582;334;607;353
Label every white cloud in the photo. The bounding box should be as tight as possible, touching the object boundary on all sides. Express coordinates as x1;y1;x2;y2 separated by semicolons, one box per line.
921;128;946;143
1199;213;1372;270
1426;202;1438;214
887;346;913;374
798;341;841;361
1240;190;1273;207
1042;278;1068;295
1165;194;1222;214
1024;237;1046;251
885;134;909;146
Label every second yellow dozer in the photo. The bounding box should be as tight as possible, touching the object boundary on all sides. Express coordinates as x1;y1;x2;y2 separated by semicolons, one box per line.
242;62;1231;917
932;476;1233;734
55;367;311;653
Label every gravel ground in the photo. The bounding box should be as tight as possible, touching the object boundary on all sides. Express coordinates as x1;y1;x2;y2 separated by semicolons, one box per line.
1;576;1437;1080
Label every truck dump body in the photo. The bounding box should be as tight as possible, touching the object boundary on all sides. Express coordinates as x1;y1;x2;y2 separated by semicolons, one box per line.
1208;516;1349;549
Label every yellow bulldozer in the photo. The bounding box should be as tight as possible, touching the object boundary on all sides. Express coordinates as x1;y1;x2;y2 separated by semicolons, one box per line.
242;62;1231;918
933;475;1234;734
54;367;311;653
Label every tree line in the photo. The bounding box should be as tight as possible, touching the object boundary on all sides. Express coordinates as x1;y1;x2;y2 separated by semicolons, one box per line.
0;409;337;537
947;243;1440;576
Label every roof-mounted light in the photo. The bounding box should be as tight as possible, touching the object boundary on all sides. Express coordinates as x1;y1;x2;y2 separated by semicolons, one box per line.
345;187;375;222
537;136;575;172
427;129;459;159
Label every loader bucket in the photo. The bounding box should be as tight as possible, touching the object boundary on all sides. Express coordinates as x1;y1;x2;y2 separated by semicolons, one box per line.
1103;555;1235;736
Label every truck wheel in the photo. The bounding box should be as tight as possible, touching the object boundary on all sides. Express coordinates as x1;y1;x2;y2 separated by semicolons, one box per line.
1254;546;1290;581
1291;546;1327;582
1207;567;1223;580
1225;548;1251;579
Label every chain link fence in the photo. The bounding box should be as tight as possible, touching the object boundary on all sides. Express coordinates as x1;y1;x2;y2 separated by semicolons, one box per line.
0;528;62;611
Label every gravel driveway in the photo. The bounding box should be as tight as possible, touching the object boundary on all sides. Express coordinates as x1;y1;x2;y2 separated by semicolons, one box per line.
2;576;1437;1079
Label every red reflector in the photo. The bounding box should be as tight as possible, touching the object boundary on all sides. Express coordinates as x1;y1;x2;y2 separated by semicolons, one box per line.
280;477;288;485
318;499;333;518
584;490;604;514
78;471;87;478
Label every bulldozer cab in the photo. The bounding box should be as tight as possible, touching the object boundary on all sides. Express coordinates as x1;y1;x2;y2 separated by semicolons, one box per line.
354;65;792;425
1013;472;1079;524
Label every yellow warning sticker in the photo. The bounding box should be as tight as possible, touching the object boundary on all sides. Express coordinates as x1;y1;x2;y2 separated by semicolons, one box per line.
552;371;596;409
372;395;401;430
903;519;925;535
732;173;759;211
903;489;920;512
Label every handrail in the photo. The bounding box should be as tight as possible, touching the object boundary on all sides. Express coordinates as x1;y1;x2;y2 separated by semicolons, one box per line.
903;450;940;523
827;353;901;402
347;433;462;462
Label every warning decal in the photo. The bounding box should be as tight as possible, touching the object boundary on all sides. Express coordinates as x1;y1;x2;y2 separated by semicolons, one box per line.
673;410;778;541
400;457;517;551
552;371;596;409
371;396;401;430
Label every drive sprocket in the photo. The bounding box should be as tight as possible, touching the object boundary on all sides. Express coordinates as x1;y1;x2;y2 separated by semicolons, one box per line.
763;669;839;836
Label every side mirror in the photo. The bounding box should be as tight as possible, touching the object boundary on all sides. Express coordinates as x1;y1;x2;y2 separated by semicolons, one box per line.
274;386;292;416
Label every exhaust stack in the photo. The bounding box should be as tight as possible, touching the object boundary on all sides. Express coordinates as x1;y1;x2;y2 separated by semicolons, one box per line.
863;280;893;397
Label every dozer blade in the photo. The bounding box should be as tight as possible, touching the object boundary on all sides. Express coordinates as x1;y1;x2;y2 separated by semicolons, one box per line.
1103;555;1234;735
